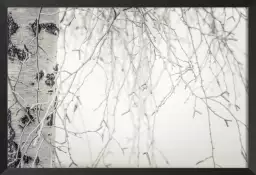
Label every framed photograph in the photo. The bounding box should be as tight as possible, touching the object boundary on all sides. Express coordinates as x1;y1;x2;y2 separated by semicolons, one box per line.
1;0;255;175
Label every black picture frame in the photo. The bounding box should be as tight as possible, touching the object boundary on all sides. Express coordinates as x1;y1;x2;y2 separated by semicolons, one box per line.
0;0;255;175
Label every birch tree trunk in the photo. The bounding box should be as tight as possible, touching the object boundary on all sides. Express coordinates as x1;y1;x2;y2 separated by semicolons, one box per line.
8;8;59;168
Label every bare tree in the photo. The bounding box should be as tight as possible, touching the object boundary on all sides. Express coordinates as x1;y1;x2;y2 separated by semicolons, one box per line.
8;7;248;168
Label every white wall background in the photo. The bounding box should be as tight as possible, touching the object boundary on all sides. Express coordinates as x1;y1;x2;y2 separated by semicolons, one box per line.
54;8;247;168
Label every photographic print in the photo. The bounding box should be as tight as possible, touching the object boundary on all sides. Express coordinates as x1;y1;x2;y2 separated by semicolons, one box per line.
7;7;248;168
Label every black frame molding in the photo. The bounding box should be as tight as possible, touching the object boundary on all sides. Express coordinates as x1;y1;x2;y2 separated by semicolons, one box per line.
0;0;255;175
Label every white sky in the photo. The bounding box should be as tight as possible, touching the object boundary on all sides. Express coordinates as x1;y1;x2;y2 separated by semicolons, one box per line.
55;8;248;168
